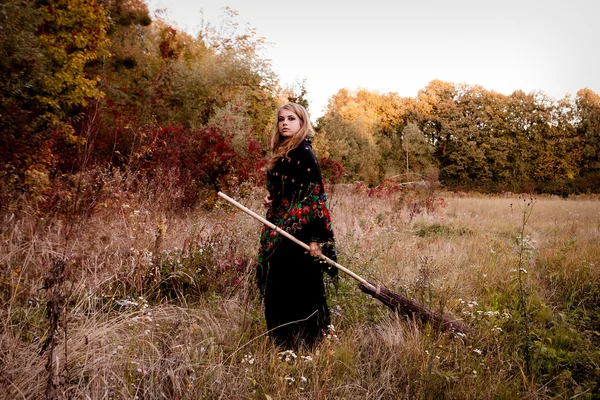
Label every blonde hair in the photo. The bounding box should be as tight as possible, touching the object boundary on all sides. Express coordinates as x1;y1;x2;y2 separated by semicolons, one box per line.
265;103;315;170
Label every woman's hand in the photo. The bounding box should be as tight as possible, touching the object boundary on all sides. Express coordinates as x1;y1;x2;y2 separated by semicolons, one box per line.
308;241;322;258
264;194;273;207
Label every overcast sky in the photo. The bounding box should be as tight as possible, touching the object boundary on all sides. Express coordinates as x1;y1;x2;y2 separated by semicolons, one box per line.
145;0;600;119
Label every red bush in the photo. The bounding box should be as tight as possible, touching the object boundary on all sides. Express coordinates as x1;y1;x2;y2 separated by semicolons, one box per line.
319;157;344;184
139;124;263;207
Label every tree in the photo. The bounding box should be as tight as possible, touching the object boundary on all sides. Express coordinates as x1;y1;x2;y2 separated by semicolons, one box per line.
576;88;600;176
36;0;110;143
0;0;109;196
0;0;45;195
401;122;430;175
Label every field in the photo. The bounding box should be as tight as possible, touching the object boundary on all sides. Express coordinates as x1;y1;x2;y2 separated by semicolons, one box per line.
1;184;599;399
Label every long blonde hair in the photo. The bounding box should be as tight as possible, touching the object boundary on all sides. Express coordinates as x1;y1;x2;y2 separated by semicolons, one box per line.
266;103;315;170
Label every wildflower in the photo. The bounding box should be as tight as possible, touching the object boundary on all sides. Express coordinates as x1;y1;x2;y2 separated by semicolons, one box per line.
278;350;297;362
242;354;255;365
326;332;339;341
473;348;482;355
116;298;138;308
332;305;343;317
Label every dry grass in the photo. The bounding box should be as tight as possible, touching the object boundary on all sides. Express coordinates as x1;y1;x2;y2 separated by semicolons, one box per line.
1;186;599;399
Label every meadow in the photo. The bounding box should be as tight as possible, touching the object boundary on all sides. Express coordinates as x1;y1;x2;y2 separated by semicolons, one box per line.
1;181;599;399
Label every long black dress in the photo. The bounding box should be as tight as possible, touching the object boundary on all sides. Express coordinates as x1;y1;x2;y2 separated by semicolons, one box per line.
257;138;337;349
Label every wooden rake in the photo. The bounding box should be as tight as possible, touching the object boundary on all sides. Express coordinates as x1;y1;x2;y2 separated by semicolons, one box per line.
218;191;471;335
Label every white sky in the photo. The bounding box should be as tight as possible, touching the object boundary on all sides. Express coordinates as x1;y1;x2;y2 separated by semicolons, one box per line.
146;0;600;119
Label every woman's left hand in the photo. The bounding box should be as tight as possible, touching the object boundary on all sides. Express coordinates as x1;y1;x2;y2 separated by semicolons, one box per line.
308;241;322;258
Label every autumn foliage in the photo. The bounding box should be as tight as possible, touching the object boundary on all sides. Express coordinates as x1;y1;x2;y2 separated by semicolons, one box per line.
1;0;599;214
316;83;600;194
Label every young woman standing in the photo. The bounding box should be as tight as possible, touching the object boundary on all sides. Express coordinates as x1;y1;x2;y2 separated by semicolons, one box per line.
257;103;337;349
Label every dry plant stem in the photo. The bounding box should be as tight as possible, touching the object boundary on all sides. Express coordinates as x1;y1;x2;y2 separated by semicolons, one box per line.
217;191;471;335
516;198;536;379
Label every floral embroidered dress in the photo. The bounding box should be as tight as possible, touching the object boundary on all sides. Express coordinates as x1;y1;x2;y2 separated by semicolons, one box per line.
258;138;337;348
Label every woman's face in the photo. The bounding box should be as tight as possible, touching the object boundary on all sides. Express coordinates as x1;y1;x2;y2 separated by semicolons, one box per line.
278;109;302;138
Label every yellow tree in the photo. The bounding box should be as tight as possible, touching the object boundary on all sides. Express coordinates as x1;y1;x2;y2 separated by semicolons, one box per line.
318;88;412;183
36;0;110;143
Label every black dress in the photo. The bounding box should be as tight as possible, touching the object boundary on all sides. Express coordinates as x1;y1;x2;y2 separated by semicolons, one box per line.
257;139;337;349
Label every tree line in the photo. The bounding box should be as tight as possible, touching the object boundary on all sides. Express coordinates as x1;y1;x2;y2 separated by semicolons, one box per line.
1;0;599;212
315;82;600;195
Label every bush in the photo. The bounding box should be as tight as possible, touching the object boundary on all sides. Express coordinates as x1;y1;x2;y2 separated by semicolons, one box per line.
139;123;263;208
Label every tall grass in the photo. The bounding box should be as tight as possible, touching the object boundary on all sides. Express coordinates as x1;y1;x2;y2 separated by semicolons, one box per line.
1;181;599;399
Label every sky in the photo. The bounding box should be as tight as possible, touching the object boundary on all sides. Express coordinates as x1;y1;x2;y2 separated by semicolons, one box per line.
145;0;600;119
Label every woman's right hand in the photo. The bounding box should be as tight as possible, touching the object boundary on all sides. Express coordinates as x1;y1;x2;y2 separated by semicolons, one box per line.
264;194;273;207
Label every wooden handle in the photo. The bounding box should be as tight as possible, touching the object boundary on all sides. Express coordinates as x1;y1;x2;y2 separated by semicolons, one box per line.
217;191;374;289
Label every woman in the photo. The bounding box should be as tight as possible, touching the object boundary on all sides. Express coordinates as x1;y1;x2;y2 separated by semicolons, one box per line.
257;103;337;349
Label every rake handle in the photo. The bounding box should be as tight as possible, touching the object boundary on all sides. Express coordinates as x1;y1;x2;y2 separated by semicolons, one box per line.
217;191;375;290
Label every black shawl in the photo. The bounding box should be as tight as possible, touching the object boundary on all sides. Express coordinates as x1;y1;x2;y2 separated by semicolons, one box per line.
257;139;337;284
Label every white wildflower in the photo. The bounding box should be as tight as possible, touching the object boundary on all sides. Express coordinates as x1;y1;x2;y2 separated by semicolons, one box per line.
278;350;297;362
